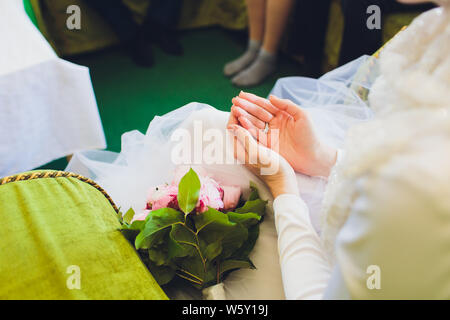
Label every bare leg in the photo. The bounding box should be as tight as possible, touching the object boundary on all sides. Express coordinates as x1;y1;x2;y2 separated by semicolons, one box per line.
247;0;266;43
232;0;294;87
224;0;266;77
262;0;295;54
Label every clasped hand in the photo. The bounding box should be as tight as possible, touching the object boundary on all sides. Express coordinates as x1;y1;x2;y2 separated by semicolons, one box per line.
228;91;337;198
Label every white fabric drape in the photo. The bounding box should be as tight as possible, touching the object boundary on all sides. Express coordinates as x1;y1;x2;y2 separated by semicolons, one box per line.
0;1;106;177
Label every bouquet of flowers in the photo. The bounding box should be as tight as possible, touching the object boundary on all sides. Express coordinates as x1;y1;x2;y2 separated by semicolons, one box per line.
118;167;267;294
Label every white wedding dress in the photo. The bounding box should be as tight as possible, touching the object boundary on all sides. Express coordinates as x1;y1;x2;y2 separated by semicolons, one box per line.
274;4;450;299
67;4;449;299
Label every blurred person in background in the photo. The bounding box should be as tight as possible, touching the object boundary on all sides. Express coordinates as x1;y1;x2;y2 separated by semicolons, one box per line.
339;0;435;65
224;0;296;87
285;0;332;77
89;0;183;67
227;0;435;84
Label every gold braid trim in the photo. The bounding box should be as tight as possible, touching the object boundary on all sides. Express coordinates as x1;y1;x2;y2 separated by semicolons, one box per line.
353;26;408;102
0;170;119;214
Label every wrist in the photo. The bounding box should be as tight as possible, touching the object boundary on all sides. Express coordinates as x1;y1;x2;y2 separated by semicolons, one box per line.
270;178;299;199
272;189;299;199
313;144;337;178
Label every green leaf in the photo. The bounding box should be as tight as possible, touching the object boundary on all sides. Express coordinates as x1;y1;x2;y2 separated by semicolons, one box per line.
204;241;222;261
248;184;260;201
176;256;212;287
146;262;176;286
194;207;233;230
194;208;247;260
145;226;191;267
120;219;146;244
193;208;238;243
220;259;255;277
231;224;260;260
135;207;184;249
122;208;135;224
227;212;261;228
235;198;267;216
137;250;176;285
168;224;197;259
148;248;168;266
177;168;201;215
234;184;266;216
122;219;145;231
220;223;248;259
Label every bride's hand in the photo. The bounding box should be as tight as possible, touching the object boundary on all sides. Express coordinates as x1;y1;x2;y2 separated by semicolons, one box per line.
229;124;299;199
231;92;337;178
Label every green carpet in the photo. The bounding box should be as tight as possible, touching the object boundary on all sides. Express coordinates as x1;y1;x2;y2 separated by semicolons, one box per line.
39;28;300;170
23;0;38;28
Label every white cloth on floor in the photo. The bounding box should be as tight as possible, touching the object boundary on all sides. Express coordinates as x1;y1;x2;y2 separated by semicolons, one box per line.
0;1;106;177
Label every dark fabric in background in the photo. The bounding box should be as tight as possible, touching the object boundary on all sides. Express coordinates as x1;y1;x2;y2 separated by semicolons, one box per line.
286;0;435;70
287;0;332;72
339;0;436;65
87;0;182;42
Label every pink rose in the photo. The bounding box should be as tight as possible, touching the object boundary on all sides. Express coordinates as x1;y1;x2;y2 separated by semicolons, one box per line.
222;185;242;211
146;184;178;211
196;176;224;213
144;167;242;215
132;209;151;222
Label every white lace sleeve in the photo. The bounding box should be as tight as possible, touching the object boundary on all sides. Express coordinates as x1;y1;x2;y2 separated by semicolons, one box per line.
273;194;331;299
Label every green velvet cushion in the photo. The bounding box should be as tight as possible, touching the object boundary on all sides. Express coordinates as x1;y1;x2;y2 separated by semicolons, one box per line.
0;171;167;300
